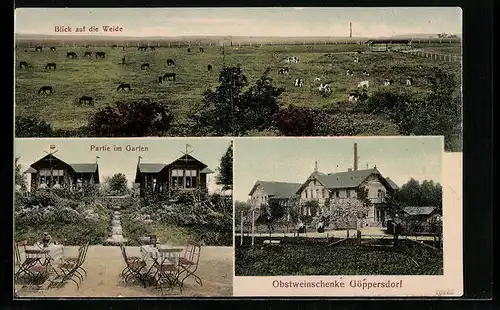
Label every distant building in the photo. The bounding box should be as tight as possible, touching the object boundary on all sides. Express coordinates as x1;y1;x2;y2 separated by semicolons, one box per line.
248;181;302;208
134;153;214;197
24;153;99;191
403;206;441;223
365;39;412;52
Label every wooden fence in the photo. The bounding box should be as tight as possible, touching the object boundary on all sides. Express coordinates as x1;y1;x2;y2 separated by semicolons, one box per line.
398;49;462;62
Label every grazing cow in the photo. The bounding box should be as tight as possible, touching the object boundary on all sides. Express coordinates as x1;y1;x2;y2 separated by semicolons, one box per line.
406;78;413;86
38;86;53;94
138;45;148;51
67;52;78;59
187;48;191;53
383;79;392;86
207;64;213;72
50;47;56;52
19;61;28;69
199;47;204;52
285;56;299;64
45;62;57;70
84;51;92;57
122;56;126;64
150;46;156;51
79;96;93;105
111;44;118;48
346;69;354;76
35;46;42;52
294;78;303;87
95;52;106;59
362;70;369;76
348;92;360;102
117;83;132;91
324;53;332;57
167;59;175;66
163;72;176;81
353;57;359;63
278;67;289;75
318;83;332;96
357;80;369;89
141;63;150;70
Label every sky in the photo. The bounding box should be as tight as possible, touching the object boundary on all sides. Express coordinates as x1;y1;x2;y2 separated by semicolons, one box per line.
14;138;232;194
234;136;443;202
14;7;462;38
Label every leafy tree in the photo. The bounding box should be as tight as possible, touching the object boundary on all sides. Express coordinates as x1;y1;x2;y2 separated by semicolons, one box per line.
192;67;284;136
108;173;128;195
216;141;233;191
394;178;442;209
15;157;27;192
256;200;286;238
330;199;369;237
86;99;174;137
15;116;53;137
234;201;252;231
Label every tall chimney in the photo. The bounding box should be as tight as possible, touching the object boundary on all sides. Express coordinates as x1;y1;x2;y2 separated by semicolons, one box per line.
353;143;358;171
350;22;352;38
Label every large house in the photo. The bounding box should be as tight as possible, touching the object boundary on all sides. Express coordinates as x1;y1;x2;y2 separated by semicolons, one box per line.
247;143;401;227
365;39;412;52
134;153;214;197
24;153;100;191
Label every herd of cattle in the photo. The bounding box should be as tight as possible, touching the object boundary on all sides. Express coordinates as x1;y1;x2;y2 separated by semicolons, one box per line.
278;51;415;102
17;45;215;106
18;44;419;105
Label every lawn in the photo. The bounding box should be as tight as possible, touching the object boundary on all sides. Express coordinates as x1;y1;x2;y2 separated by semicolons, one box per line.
14;43;461;132
235;238;443;276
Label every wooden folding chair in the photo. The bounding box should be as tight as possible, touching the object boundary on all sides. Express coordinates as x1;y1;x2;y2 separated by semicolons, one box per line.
151;249;182;294
18;248;50;285
49;245;85;289
61;242;89;278
178;242;202;289
120;245;147;287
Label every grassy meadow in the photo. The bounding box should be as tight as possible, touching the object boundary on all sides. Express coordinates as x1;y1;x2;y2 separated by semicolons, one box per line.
15;43;461;132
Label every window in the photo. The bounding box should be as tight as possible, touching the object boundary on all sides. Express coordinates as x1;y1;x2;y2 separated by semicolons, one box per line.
171;169;183;187
316;189;320;198
185;169;197;188
335;191;340;198
305;191;308;198
346;190;351;198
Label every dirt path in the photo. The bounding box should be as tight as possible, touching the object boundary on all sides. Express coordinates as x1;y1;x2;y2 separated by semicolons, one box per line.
16;246;233;297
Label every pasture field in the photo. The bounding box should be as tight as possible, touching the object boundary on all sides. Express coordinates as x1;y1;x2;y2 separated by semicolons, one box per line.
15;43;461;133
235;238;443;276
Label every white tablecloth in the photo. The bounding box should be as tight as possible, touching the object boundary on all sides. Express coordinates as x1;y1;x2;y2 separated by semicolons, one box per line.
27;243;64;262
140;245;184;265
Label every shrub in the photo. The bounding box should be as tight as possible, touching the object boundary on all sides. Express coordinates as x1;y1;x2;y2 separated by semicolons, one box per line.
274;105;331;136
15;116;53;137
85;99;174;137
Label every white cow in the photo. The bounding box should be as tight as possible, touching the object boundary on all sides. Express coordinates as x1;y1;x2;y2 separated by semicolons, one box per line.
406;78;412;86
318;83;331;95
357;80;369;88
285;56;300;64
383;79;392;86
295;78;303;87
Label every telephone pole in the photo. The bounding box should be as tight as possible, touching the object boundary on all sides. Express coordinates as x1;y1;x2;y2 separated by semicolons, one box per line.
350;22;352;38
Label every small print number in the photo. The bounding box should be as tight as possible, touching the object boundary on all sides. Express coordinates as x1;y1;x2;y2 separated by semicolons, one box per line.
436;289;454;296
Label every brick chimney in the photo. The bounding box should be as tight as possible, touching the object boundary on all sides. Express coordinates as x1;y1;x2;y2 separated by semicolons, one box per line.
353;143;358;171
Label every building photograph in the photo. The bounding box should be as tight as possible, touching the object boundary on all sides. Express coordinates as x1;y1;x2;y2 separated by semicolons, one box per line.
234;136;444;277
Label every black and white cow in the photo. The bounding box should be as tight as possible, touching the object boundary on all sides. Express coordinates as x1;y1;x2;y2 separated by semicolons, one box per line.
353;56;359;63
295;78;304;87
278;67;289;74
348;92;360;102
383;79;393;86
285;56;300;64
346;69;354;77
362;70;370;76
318;83;332;96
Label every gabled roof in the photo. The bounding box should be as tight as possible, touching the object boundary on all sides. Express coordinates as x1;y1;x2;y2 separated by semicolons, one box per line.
403;206;439;216
70;163;98;173
200;167;214;174
249;181;302;199
169;154;208;169
317;168;378;189
137;163;166;173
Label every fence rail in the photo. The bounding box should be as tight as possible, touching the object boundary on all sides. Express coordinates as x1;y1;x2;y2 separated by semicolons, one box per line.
397;49;462;62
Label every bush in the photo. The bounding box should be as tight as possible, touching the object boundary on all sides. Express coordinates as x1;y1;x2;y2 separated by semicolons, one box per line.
273;105;331;136
15;116;53;137
85;99;174;137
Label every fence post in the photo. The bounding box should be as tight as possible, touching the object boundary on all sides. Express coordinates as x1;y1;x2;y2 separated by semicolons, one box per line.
356;230;362;244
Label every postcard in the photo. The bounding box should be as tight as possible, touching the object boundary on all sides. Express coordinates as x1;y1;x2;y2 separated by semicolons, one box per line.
232;136;462;297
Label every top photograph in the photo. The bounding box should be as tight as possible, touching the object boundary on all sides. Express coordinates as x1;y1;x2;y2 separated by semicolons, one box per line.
14;7;462;151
